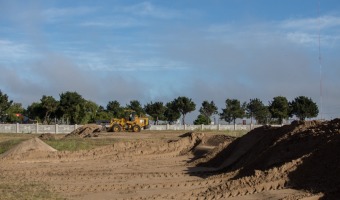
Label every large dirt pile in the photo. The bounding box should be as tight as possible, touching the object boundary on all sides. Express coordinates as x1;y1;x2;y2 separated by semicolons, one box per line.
196;119;340;199
0;137;57;160
65;124;102;138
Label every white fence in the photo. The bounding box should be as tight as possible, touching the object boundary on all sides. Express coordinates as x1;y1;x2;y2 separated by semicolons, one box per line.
149;124;262;131
0;124;83;134
0;123;263;134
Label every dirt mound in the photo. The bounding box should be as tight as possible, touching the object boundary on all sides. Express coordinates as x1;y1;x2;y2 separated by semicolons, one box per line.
201;134;235;146
39;133;56;140
0;137;57;160
195;119;340;199
65;124;102;138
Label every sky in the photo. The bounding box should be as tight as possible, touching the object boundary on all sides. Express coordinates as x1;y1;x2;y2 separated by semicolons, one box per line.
1;0;340;122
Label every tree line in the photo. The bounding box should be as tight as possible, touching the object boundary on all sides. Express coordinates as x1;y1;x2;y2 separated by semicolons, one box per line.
0;90;319;125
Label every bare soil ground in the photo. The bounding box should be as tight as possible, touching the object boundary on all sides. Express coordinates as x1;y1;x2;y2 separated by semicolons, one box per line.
0;120;339;200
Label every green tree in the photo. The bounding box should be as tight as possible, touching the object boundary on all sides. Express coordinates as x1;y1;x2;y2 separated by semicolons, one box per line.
126;100;145;117
107;100;124;118
59;91;86;124
198;100;218;124
0;90;13;122
83;100;99;123
256;106;271;125
289;96;319;121
220;99;245;129
95;105;112;121
269;96;290;124
40;95;59;124
246;98;268;125
26;102;44;122
164;101;181;124
144;101;166;125
5;103;24;123
173;96;196;125
193;114;210;125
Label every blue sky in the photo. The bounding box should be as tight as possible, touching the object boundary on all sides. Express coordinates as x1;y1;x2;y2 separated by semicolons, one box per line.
1;0;340;122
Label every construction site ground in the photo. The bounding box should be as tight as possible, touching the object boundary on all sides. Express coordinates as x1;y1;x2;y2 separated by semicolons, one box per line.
0;120;339;200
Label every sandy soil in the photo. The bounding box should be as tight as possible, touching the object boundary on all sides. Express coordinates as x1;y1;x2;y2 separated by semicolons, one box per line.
1;119;339;199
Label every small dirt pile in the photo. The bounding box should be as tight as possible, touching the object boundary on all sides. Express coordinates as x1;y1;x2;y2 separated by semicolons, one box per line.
0;137;57;160
195;119;340;199
65;124;102;138
39;133;56;140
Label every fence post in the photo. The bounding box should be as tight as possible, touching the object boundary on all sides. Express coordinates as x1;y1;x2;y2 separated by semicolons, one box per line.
166;124;169;130
36;123;39;134
218;124;220;131
55;124;58;134
16;123;19;133
201;124;204;131
184;124;186;130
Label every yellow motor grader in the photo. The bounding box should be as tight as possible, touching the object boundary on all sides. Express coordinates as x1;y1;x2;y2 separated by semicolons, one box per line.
107;110;150;132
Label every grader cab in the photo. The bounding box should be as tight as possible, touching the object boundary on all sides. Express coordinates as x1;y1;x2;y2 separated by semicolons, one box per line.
108;110;150;132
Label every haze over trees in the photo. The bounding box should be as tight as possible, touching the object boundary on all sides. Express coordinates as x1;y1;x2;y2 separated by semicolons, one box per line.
0;90;320;125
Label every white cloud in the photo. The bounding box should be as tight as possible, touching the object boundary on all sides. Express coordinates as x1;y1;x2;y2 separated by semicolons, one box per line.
42;6;98;23
280;15;340;31
79;17;146;28
120;1;181;19
286;32;317;45
0;39;39;64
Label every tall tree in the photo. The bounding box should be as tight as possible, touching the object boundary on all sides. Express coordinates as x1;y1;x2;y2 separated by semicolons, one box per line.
107;100;124;118
26;102;44;122
220;99;245;129
126;100;145;117
269;96;290;124
40;95;59;124
289;96;319;121
0;90;13;122
144;101;166;125
59;91;85;124
255;106;271;125
198;100;218;124
173;96;196;125
5;103;24;123
84;100;99;123
164;101;181;124
246;98;268;125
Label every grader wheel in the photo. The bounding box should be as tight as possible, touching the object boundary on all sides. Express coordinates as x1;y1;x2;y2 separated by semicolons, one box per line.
112;124;122;132
132;125;141;132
